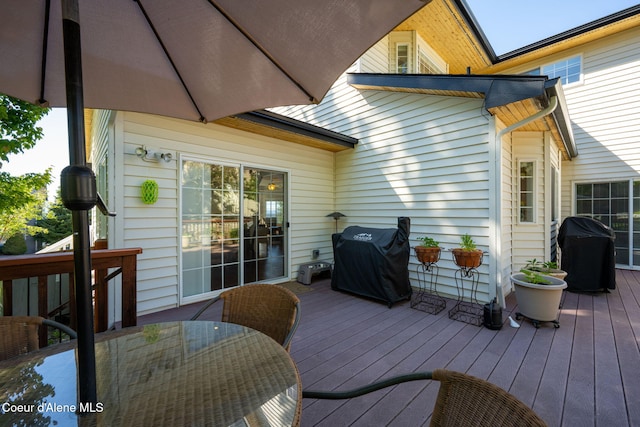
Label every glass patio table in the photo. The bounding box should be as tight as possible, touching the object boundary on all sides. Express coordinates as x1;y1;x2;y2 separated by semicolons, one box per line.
0;321;301;426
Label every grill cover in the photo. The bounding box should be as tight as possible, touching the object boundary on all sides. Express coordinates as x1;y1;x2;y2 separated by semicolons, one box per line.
558;216;616;292
331;217;411;307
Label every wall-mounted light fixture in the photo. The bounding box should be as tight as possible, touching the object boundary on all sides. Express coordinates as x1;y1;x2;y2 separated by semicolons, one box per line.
135;146;173;163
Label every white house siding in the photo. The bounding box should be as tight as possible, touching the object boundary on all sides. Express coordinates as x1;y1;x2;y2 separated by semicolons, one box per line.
105;112;334;316
511;132;547;271
498;27;640;222
331;91;493;301
561;27;640;219
359;37;389;73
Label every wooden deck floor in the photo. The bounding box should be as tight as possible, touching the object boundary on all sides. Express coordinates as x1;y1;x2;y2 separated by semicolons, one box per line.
139;269;640;427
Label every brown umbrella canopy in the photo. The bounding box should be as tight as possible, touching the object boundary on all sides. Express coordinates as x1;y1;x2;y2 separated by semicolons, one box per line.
1;0;429;123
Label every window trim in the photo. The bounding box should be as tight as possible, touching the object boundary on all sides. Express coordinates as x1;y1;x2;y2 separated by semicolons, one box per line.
518;159;537;224
396;43;409;74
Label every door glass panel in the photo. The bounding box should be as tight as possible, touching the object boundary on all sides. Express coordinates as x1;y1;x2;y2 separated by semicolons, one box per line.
243;168;286;284
182;161;240;298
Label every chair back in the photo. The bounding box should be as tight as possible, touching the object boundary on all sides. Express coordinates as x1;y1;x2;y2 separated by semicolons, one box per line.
220;284;300;351
0;316;43;361
430;369;546;427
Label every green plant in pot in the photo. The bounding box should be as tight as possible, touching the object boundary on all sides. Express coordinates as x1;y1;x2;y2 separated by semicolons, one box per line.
510;267;567;328
451;233;483;269
415;236;441;264
524;258;567;280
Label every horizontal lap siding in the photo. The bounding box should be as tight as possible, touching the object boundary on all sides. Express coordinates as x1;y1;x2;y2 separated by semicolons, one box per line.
561;27;640;218
359;37;389;73
512;132;546;269
334;92;492;301
117;113;334;315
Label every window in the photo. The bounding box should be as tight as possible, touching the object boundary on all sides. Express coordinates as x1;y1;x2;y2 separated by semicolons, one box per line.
542;55;581;85
521;55;582;85
389;31;446;74
519;161;535;223
396;44;409;74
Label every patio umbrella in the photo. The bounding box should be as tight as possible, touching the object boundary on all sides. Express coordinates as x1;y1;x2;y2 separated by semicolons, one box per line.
0;0;429;409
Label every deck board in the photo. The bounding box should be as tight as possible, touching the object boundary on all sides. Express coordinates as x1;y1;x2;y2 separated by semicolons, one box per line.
138;269;640;427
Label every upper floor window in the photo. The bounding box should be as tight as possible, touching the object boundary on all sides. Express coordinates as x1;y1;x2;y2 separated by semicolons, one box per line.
523;55;582;85
389;31;446;74
397;44;409;74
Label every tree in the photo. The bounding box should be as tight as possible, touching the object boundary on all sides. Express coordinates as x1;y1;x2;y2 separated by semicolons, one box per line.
0;95;49;166
0;173;50;242
35;188;73;245
0;94;52;242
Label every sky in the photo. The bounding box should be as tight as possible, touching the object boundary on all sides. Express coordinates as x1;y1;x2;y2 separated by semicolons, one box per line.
465;0;639;55
3;1;639;202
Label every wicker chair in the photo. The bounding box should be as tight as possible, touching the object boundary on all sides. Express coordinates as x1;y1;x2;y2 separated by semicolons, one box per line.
0;316;78;361
190;284;301;352
303;369;547;427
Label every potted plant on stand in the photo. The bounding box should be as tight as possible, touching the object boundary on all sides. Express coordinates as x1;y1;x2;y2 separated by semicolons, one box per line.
511;268;567;328
451;233;483;269
523;259;567;280
415;236;441;264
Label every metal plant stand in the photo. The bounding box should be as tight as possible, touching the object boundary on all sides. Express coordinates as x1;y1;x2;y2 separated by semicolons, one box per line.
448;252;484;326
411;259;447;315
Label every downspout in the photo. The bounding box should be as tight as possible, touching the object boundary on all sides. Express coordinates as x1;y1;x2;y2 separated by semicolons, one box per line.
493;96;558;308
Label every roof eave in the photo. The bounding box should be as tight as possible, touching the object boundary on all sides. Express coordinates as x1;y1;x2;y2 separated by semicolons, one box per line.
347;72;577;159
494;5;640;62
215;109;358;151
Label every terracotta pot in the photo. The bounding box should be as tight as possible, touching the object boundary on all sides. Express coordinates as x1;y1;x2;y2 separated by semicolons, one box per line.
415;246;441;264
451;248;483;268
511;273;567;322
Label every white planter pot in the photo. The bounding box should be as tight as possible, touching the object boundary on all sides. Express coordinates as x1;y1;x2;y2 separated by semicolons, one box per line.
511;273;567;328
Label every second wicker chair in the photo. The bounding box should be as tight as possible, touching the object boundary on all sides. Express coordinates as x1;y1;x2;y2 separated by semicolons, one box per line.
303;369;547;426
0;316;78;361
190;283;301;352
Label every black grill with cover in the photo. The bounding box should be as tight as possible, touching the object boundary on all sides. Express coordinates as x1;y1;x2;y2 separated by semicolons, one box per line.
331;217;412;307
558;216;616;292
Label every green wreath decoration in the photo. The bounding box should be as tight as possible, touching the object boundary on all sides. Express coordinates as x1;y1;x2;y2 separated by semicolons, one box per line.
141;180;159;204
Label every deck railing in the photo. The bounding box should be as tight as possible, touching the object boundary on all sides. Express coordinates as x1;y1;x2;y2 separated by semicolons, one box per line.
0;248;142;341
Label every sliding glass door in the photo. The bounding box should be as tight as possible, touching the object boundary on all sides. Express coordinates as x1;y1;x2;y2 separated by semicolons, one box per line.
181;159;287;300
575;180;640;267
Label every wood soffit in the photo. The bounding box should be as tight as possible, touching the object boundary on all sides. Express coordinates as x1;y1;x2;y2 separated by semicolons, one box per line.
394;0;493;74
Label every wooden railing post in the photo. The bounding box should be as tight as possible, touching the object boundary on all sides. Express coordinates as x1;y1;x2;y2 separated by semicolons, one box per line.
38;276;48;348
121;254;137;328
0;248;142;335
2;280;12;316
93;239;109;332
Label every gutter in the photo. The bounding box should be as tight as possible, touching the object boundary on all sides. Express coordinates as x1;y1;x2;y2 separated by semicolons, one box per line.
491;96;559;308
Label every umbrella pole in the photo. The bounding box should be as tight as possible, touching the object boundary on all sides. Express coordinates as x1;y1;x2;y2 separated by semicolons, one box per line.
61;0;98;409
